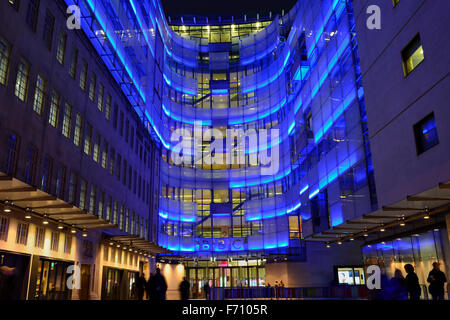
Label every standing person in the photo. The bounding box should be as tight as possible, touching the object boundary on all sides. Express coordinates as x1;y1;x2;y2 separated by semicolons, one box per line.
404;264;421;300
179;277;190;300
389;269;407;300
427;262;447;300
135;272;146;300
149;268;168;300
203;281;210;300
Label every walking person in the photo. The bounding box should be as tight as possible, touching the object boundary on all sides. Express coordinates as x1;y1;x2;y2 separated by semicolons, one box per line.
404;264;421;300
389;269;407;300
179;277;190;300
135;272;146;300
203;281;210;300
148;268;168;300
427;262;447;300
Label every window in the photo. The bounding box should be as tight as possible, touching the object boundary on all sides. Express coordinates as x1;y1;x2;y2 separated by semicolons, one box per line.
41;155;53;192
116;154;121;180
98;191;104;217
26;0;40;31
101;140;108;169
15;58;30;101
113;201;119;224
5;134;20;176
42;10;55;50
34;227;45;248
97;83;104;111
69;48;78;79
23;145;37;184
105;94;111;120
414;112;439;154
0;216;9;241
32;74;47;115
50;231;60;251
402;34;424;76
79;179;88;210
64;234;72;254
16;223;29;245
68;172;78;204
84;123;92;155
54;163;66;199
48;89;60;128
88;72;96;101
62;102;73;138
0;36;11;86
73;113;83;147
56;32;67;65
106;196;112;221
109;148;115;175
9;0;20;11
89;185;97;214
79;60;87;90
93;133;100;163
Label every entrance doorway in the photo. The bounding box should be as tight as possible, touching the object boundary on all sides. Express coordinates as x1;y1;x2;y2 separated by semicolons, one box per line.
79;264;91;300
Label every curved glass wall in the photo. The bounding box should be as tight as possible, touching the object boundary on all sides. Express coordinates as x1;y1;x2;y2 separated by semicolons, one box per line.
65;0;377;260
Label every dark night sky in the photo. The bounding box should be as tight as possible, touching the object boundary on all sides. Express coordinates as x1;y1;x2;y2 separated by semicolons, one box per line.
161;0;298;17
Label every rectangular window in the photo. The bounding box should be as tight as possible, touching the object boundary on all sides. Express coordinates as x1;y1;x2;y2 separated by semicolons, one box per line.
79;60;87;91
84;123;92;155
97;83;104;111
109;148;115;175
34;226;45;248
89;185;97;214
42;10;55;50
68;172;78;204
88;73;96;101
48;89;60;128
105;94;112;120
0;36;11;86
69;48;78;79
414;112;439;154
98;191;104;217
0;216;9;241
50;231;59;251
116;154;122;180
23;145;37;184
32;74;47;116
113;201;119;224
26;0;40;31
73;113;83;147
79;179;87;210
62;102;73;138
56;32;67;65
64;234;72;254
15;58;30;101
54;163;66;199
402;34;424;76
93;133;100;163
16;223;29;245
101;140;108;169
106;196;112;221
41;155;52;192
5;134;20;176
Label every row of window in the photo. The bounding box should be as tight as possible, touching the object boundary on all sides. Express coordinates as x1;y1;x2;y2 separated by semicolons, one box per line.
0;215;72;254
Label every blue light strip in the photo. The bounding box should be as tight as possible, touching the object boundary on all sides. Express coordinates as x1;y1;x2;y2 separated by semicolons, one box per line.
299;185;309;195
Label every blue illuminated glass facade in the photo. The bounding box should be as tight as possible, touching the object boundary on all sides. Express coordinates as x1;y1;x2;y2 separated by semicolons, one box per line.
65;0;377;259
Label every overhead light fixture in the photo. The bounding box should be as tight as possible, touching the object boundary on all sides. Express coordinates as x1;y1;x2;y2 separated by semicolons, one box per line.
58;221;64;230
337;241;343;245
380;224;385;232
3;201;12;213
71;227;77;234
116;244;121;248
350;237;355;241
43;215;49;225
326;243;331;248
109;242;114;246
364;233;369;237
82;229;88;237
25;208;32;219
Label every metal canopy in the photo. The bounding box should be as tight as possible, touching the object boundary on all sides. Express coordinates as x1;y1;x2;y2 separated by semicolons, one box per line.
106;235;172;255
304;180;450;243
0;172;117;231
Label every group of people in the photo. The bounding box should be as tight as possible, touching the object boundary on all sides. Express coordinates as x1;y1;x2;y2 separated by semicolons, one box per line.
381;262;447;300
131;268;168;300
266;280;285;287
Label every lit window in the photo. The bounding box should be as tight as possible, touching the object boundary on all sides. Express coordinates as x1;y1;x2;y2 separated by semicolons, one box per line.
105;94;112;120
15;58;30;101
50;231;59;251
88;73;96;101
89;185;97;214
62;102;73;138
392;0;400;7
102;140;108;169
0;37;11;86
79;179;87;210
93;133;100;163
402;34;424;76
32;74;47;116
73;113;83;147
414;112;439;154
16;223;29;245
0;215;9;241
84;123;92;155
56;32;67;65
48;89;60;128
34;227;45;248
79;60;88;91
97;83;104;111
64;234;72;254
